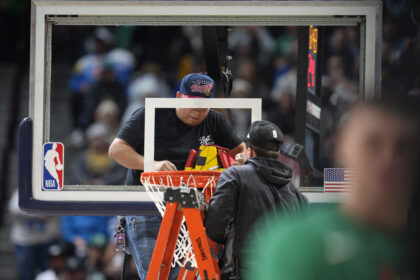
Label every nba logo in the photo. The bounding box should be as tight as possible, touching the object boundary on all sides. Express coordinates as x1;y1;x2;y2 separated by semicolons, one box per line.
43;142;64;190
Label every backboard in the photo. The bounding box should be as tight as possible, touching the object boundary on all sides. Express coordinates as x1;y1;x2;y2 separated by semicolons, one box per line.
19;0;381;215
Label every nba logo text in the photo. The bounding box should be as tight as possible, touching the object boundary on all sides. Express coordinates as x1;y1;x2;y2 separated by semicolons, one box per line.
43;142;64;190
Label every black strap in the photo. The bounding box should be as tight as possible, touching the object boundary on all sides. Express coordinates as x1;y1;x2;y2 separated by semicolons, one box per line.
119;217;127;280
120;252;128;280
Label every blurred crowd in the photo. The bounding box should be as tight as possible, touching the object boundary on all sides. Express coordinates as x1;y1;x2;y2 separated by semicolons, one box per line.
3;0;419;279
9;189;140;280
61;24;364;177
59;17;420;177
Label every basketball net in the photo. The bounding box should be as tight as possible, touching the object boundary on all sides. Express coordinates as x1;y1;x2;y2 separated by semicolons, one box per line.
141;171;219;269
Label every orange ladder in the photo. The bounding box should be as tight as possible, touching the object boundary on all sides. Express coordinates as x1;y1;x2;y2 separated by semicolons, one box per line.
146;187;220;280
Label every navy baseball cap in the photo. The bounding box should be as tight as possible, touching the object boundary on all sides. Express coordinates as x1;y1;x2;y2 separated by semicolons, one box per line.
180;73;216;98
245;121;284;152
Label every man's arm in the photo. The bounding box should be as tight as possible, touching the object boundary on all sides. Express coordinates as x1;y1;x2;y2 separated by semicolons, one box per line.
108;138;176;171
109;138;144;170
204;169;239;244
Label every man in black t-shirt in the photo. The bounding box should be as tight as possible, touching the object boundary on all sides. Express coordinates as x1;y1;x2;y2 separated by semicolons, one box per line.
113;107;243;185
109;73;244;279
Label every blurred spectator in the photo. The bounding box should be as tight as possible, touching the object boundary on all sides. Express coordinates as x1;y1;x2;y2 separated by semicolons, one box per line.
235;58;271;105
69;123;126;186
78;61;126;130
35;244;68;280
86;234;108;280
326;28;357;75
106;48;136;88
230;79;252;137
271;27;298;98
344;27;360;79
268;28;298;140
63;257;87;280
69;27;115;128
268;91;295;137
271;61;297;102
229;27;275;68
122;72;170;123
94;100;121;136
60;216;109;258
8;190;60;280
68;27;135;148
382;17;409;67
246;97;420;279
381;10;420;96
324;55;358;108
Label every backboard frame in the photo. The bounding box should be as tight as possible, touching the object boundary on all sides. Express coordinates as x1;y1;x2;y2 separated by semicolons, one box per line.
21;0;382;214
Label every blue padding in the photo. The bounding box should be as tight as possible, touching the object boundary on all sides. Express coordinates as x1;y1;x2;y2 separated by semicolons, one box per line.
18;117;158;216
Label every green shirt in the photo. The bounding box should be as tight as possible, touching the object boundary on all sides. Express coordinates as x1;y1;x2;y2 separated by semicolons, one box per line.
245;208;405;280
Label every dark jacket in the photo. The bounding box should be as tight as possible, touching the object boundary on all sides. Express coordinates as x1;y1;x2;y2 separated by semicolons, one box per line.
205;157;307;261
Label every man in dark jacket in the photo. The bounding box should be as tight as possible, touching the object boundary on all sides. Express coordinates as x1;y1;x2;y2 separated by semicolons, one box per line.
204;120;307;278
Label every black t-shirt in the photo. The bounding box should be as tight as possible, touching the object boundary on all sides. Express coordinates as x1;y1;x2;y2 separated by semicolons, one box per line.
117;108;242;185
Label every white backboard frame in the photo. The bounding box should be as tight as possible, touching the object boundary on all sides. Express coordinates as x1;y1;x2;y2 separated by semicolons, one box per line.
25;0;382;208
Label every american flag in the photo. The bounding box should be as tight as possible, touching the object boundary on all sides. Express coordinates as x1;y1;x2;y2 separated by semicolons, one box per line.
324;168;354;192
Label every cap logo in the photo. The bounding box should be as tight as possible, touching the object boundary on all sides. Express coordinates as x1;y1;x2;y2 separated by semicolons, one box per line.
191;81;213;96
247;133;250;139
273;130;277;138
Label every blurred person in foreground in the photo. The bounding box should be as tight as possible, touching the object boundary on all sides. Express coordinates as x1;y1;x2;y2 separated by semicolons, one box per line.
246;97;420;279
205;121;308;279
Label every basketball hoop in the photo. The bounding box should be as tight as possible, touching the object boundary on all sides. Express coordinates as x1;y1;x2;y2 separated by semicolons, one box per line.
141;170;221;269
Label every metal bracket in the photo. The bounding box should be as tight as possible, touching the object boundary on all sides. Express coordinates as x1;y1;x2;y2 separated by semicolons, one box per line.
164;187;207;209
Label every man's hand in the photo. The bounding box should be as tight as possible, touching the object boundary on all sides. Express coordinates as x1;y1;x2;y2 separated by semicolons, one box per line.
154;160;177;171
231;153;246;166
228;142;246;161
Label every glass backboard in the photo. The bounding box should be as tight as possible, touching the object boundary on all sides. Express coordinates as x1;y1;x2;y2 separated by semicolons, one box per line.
19;0;382;215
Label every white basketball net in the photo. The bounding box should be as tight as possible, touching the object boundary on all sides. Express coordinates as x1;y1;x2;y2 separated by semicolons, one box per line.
141;173;217;268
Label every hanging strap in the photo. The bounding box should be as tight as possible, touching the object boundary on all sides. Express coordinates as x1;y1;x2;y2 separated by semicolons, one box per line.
116;217;127;280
